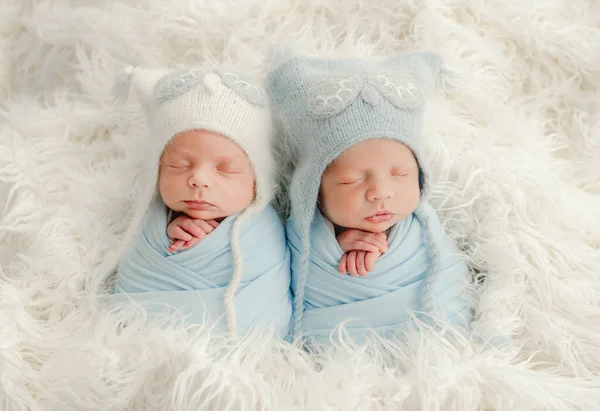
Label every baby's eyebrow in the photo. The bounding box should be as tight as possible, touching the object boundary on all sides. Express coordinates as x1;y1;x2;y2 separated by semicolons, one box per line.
217;153;248;163
334;169;362;178
392;163;416;170
215;155;236;163
163;147;191;158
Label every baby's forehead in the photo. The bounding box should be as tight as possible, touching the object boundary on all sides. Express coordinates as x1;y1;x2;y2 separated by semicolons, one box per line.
330;141;416;170
163;131;247;160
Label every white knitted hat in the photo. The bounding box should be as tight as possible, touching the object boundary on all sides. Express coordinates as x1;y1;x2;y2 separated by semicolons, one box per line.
115;66;275;211
113;66;275;334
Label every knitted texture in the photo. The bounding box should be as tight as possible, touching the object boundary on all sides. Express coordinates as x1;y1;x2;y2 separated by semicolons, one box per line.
114;66;276;335
223;210;249;334
267;50;446;337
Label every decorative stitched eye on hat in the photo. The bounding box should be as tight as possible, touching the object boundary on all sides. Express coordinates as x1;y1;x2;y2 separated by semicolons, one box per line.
153;68;269;107
307;72;422;119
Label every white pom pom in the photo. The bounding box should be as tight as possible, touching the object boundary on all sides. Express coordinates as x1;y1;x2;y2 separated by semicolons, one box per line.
202;72;222;95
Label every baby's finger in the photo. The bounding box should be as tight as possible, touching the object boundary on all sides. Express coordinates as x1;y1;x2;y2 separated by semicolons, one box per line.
354;240;380;253
366;234;388;252
184;236;202;249
338;254;348;274
345;229;364;242
357;230;381;244
206;219;220;229
347;251;359;277
375;232;387;241
170;226;192;242
356;251;367;276
365;251;379;272
181;219;206;238
167;240;186;253
195;219;216;234
172;215;189;225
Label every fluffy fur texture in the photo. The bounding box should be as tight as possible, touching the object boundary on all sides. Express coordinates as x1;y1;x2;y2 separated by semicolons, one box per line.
1;0;600;409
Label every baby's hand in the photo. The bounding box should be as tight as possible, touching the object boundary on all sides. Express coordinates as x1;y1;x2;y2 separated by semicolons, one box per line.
167;216;219;252
338;250;382;276
336;229;388;254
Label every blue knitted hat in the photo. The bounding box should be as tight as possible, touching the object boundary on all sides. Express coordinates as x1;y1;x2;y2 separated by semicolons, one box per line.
267;49;448;337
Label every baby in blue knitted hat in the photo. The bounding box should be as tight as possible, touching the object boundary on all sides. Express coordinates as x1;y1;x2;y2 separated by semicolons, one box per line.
268;50;474;345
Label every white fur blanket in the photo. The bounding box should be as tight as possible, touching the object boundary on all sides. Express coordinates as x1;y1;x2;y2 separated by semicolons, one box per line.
1;0;600;410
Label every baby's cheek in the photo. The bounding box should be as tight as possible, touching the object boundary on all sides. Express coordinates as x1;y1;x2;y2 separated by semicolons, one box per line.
399;182;421;213
157;173;171;199
226;178;255;211
322;186;353;221
244;178;256;203
157;174;181;208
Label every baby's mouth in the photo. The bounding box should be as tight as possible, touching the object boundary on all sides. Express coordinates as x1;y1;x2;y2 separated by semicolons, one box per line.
364;211;395;223
184;200;215;210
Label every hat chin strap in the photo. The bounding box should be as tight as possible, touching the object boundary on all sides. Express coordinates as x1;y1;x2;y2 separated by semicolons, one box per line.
222;199;265;336
413;202;442;315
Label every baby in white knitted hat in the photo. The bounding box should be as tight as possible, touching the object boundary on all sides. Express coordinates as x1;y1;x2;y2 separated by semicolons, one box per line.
161;129;255;253
111;67;292;336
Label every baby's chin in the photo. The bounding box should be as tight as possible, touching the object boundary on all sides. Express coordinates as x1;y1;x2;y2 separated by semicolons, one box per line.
355;219;397;233
184;209;230;221
165;202;230;221
331;216;400;234
179;202;252;221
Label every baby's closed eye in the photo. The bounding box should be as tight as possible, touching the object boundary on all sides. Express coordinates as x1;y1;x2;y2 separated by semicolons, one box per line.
391;168;411;177
167;160;191;169
217;161;244;174
338;177;363;185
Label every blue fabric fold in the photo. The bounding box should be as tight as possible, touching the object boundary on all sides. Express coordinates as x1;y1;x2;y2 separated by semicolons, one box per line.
110;197;292;337
287;202;473;345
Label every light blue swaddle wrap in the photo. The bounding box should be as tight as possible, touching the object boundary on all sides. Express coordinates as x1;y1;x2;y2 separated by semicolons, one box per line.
287;205;472;345
267;49;474;343
112;195;292;336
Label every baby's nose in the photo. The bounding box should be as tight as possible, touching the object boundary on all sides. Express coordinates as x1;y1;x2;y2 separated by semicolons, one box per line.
188;169;212;188
367;183;393;201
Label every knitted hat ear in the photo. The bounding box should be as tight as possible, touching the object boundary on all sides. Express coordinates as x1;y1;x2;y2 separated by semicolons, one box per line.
266;44;296;74
112;67;167;105
112;66;135;103
381;51;444;90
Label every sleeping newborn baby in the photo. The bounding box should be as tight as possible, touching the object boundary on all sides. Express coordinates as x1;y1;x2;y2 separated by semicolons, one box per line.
160;129;254;254
268;50;474;345
111;67;292;336
321;138;420;277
